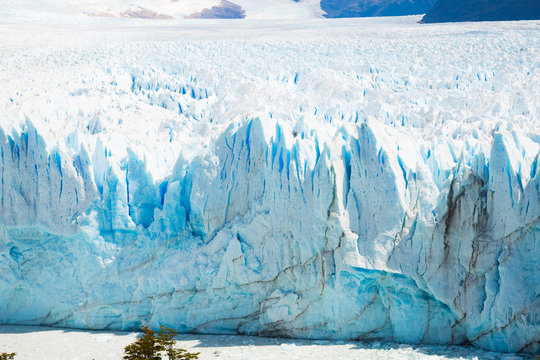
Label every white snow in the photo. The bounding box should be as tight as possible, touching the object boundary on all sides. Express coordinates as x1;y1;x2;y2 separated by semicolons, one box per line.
0;325;528;360
0;0;324;20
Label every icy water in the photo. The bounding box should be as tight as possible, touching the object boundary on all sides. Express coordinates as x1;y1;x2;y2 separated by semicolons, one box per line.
0;325;529;360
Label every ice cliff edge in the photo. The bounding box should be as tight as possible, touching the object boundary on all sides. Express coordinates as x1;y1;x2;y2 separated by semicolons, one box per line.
0;116;538;353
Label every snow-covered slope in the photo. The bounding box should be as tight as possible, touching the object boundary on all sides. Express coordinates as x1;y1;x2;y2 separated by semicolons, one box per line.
0;16;539;354
0;0;433;20
0;0;325;20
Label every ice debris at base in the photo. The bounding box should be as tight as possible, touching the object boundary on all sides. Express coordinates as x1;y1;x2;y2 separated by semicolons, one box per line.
0;17;539;354
0;325;530;360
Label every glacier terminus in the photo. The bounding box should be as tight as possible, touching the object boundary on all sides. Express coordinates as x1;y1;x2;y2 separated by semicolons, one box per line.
0;15;539;354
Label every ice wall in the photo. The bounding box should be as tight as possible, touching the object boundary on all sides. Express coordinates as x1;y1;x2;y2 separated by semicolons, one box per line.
1;117;538;352
0;19;539;354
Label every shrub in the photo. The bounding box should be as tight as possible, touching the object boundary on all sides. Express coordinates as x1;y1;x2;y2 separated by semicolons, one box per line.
123;325;199;360
124;326;163;360
0;353;16;360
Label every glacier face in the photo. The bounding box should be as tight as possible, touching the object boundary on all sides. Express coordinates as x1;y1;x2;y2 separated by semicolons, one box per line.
0;17;539;353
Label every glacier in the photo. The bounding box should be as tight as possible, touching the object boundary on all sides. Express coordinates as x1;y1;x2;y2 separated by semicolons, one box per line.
0;16;539;354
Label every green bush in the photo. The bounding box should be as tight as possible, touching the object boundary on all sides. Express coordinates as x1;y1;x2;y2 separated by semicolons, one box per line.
123;325;199;360
0;353;16;360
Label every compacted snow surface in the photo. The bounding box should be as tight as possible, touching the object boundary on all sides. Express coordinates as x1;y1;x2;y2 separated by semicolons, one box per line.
0;325;529;360
0;13;539;355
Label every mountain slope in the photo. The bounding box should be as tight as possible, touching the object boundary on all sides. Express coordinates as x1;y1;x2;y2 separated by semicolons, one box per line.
0;0;435;20
0;0;324;20
422;0;540;23
321;0;436;18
